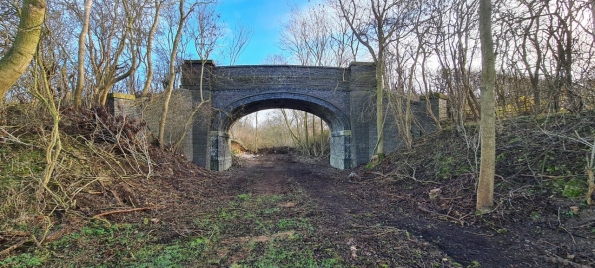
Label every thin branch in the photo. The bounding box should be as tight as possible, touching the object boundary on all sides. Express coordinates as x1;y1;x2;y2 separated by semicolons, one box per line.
92;206;160;218
0;238;28;257
0;127;34;147
417;205;467;226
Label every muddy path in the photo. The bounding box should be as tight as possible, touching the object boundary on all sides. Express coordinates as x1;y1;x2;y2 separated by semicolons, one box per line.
223;153;548;267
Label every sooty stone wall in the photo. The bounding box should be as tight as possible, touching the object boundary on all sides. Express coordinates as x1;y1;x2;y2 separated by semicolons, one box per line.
108;90;207;162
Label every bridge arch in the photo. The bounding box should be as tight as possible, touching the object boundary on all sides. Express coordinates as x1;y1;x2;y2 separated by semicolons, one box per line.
209;92;353;171
214;92;350;133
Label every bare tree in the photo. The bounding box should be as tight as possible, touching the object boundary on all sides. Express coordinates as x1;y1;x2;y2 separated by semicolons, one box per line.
158;0;197;148
171;0;221;151
85;0;143;105
546;0;582;113
140;0;164;97
338;0;413;159
493;0;593;115
329;9;360;67
518;0;546;115
262;53;289;65
279;5;315;65
0;3;20;55
274;7;334;155
430;0;480;131
224;21;252;65
190;1;221;101
281;2;355;67
384;0;433;150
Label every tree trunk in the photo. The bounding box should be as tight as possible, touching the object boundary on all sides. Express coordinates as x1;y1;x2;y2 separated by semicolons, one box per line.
312;114;317;156
0;0;46;101
587;168;594;206
73;0;92;107
159;0;186;148
141;0;161;97
304;111;310;155
281;109;300;147
477;0;496;213
320;118;325;155
199;61;206;102
254;112;258;153
375;52;385;158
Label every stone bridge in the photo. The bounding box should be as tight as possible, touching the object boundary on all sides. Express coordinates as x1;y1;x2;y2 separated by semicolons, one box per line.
108;60;445;171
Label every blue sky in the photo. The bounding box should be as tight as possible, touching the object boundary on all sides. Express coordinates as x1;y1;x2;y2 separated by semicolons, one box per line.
216;0;317;65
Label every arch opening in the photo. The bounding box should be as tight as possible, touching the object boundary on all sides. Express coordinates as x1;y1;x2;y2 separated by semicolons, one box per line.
230;109;330;155
209;93;353;171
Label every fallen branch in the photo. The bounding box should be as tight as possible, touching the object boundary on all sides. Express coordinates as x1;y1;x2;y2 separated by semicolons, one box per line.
0;238;28;257
92;206;160;218
417;205;467;226
0;231;30;236
523;173;577;180
463;230;494;237
366;170;440;185
0;127;38;148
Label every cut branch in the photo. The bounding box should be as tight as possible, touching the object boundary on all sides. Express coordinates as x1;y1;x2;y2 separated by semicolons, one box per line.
92;206;160;218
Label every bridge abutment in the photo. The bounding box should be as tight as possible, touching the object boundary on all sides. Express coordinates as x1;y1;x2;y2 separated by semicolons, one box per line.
330;130;352;169
348;62;377;167
210;131;232;171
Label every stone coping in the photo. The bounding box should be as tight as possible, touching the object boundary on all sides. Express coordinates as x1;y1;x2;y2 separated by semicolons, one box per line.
107;93;136;100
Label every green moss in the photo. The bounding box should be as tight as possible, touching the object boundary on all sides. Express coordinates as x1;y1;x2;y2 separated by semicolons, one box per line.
562;178;586;198
435;156;455;179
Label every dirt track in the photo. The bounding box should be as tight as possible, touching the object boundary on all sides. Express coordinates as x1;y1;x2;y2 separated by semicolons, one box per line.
220;152;575;267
